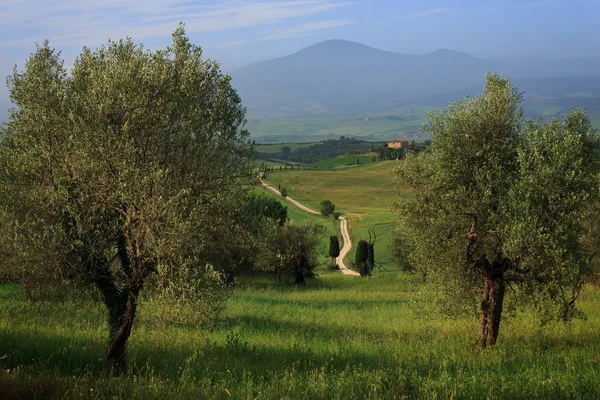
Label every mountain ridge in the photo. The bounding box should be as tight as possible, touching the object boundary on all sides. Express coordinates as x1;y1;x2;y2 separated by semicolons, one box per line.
231;39;600;117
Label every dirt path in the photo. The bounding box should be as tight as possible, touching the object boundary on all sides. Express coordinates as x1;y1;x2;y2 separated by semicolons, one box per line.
261;182;359;276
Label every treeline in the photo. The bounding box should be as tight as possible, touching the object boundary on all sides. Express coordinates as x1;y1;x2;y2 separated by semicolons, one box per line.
257;137;374;164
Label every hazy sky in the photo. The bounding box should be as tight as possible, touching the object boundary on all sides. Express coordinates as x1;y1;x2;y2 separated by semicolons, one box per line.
1;0;600;106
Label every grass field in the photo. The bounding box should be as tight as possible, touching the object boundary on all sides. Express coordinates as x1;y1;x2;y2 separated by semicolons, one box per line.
265;161;402;270
306;155;374;169
247;109;433;143
2;273;600;399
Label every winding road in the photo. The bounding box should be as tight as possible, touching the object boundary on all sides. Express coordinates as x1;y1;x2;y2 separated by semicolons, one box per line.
261;182;359;276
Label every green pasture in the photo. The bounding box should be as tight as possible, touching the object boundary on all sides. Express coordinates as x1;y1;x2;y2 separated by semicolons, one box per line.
265;161;402;270
306;154;374;169
246;109;432;143
2;274;600;399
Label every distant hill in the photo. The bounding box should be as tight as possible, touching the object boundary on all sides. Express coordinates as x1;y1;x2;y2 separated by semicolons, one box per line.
231;39;600;117
420;75;600;118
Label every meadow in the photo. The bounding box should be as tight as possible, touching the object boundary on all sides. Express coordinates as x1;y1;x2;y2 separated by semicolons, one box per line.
246;109;433;144
265;161;402;270
3;159;600;399
2;272;600;399
306;155;374;169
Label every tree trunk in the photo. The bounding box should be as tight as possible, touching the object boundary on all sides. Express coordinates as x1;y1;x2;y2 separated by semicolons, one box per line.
225;272;235;287
106;285;140;373
478;263;506;348
294;269;306;285
92;261;141;373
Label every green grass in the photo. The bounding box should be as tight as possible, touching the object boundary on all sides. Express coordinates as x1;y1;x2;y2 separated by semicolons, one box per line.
265;161;403;270
306;155;374;169
247;109;433;143
2;275;600;399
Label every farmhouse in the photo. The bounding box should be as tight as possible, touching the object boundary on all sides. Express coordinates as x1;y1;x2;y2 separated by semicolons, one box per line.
387;140;409;149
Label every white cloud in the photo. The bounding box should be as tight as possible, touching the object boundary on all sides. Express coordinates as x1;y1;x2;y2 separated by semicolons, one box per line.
395;8;447;20
0;1;355;48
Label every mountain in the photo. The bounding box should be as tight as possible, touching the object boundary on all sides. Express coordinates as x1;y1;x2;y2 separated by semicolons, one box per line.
231;39;600;116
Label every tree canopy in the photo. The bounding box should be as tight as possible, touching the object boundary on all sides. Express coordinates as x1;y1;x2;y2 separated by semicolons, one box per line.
256;221;326;284
0;26;253;370
395;73;599;347
320;199;335;216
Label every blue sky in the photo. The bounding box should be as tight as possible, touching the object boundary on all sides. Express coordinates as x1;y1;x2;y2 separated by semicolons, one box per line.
1;0;600;106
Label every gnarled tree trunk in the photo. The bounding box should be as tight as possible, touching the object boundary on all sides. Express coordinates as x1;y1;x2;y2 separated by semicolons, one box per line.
478;260;506;347
105;284;141;373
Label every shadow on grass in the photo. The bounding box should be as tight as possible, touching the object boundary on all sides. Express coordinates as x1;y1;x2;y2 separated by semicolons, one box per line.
3;311;600;400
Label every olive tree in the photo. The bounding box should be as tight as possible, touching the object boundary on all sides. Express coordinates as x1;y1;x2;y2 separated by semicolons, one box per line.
395;73;599;347
256;221;326;284
0;27;253;370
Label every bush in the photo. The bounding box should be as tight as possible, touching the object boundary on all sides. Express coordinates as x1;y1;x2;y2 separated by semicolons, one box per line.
280;188;288;198
320;200;335;216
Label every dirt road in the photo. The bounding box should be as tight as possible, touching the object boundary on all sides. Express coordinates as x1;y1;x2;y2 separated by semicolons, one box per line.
260;182;359;276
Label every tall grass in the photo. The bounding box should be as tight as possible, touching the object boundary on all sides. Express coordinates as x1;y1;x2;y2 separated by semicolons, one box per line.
2;273;600;399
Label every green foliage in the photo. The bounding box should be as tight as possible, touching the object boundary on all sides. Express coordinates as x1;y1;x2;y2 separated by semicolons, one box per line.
0;27;251;367
319;199;335;216
280;187;288;198
367;243;375;274
329;235;340;269
395;73;600;345
243;192;288;226
355;240;369;276
255;221;327;284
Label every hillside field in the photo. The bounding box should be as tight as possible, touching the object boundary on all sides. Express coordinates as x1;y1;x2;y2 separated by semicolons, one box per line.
264;161;403;270
306;154;374;169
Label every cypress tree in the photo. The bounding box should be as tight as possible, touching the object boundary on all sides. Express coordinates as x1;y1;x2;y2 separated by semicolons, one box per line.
355;240;369;276
367;243;375;274
329;235;340;268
